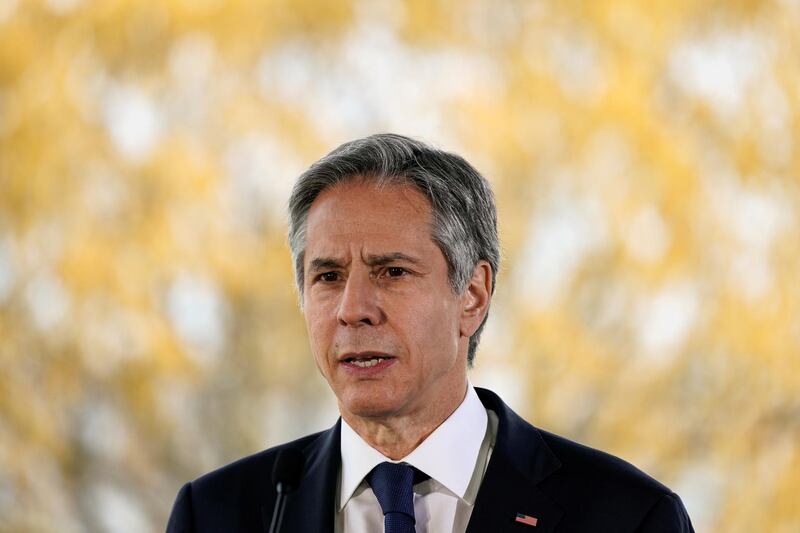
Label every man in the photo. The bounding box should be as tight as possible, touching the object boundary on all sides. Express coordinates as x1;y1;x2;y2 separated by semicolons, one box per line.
167;134;694;532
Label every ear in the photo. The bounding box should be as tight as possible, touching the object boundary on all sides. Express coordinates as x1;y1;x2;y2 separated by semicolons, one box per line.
459;260;492;338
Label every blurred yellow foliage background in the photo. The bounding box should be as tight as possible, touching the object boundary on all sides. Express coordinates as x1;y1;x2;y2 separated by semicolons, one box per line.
1;0;799;531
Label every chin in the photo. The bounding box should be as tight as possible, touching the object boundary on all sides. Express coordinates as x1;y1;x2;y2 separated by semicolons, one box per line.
339;390;403;420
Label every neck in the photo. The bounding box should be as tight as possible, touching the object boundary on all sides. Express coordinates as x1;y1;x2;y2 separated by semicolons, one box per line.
341;381;469;460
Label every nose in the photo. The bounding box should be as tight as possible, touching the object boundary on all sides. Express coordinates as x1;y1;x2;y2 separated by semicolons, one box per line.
337;272;383;327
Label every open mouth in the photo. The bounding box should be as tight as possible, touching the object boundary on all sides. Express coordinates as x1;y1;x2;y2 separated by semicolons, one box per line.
344;356;389;368
340;353;394;368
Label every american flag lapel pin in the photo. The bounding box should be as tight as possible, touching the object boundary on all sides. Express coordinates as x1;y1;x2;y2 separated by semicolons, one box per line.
515;513;538;527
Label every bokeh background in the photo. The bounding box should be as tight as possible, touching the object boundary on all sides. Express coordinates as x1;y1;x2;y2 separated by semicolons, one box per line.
1;0;799;531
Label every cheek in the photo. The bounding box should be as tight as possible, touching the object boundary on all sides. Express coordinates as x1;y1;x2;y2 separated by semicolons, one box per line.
406;296;461;353
305;308;332;351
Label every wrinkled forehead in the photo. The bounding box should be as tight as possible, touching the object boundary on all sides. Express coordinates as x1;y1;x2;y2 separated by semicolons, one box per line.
303;179;438;261
308;179;432;228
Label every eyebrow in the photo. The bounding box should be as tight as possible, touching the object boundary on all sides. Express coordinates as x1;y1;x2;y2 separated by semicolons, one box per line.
363;252;422;267
307;252;421;273
308;257;345;273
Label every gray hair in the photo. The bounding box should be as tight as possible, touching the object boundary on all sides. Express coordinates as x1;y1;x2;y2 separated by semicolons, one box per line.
287;133;499;366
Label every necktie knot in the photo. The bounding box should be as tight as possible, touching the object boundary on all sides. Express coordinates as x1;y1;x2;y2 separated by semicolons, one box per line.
366;462;419;533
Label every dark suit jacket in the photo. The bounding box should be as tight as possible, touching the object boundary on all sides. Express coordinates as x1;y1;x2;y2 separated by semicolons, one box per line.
167;388;694;532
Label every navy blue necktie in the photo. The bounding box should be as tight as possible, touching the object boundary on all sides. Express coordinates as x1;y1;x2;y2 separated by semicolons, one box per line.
366;462;418;533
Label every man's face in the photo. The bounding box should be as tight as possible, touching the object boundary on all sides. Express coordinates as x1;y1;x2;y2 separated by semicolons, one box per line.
302;179;470;424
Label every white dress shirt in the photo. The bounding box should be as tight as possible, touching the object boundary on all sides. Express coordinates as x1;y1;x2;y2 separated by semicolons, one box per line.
336;384;497;533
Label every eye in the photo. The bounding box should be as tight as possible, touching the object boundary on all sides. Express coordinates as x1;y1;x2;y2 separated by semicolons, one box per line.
318;272;340;282
385;267;408;278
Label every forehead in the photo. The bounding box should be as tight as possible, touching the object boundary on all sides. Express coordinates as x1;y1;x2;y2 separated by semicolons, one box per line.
304;179;436;255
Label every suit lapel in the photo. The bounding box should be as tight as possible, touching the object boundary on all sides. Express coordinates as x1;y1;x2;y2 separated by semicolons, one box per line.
466;447;563;532
262;421;341;533
468;389;565;532
258;390;564;532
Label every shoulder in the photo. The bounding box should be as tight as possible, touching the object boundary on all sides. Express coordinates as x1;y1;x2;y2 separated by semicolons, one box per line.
480;387;674;500
190;430;329;499
166;429;336;532
477;388;693;530
538;428;670;494
532;430;693;530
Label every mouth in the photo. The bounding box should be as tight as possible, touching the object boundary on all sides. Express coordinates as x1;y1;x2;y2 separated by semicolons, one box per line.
339;352;395;369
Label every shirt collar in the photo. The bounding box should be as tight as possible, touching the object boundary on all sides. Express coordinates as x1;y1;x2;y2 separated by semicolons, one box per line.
338;383;488;510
